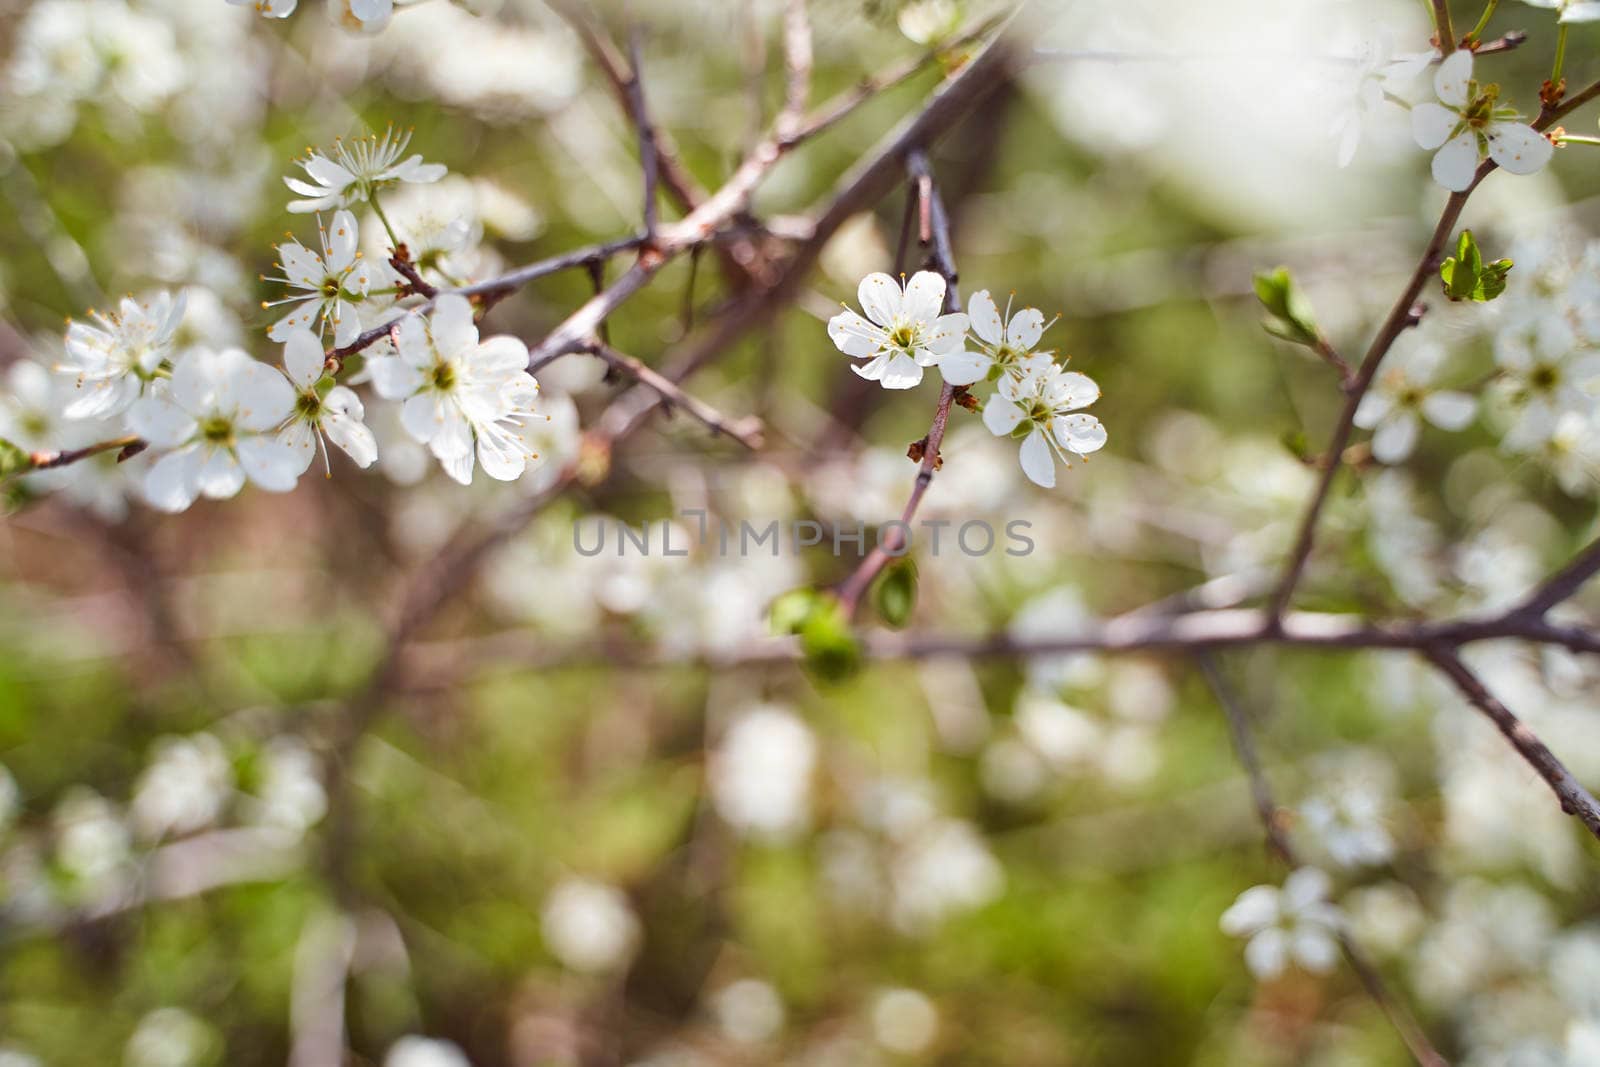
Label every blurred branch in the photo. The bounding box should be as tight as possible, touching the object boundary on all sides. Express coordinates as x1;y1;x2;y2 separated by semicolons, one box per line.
1196;653;1450;1067
624;29;662;242
1514;534;1600;618
578;342;766;449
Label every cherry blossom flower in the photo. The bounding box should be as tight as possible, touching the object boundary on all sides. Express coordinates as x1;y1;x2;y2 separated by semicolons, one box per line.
275;327;377;475
367;294;542;485
1494;316;1600;452
898;0;961;45
263;210;375;348
541;878;640;974
128;347;301;512
828;271;969;390
982;365;1106;488
1353;343;1477;463
1220;867;1344;980
1411;50;1552;192
58;291;187;419
285;126;445;214
333;0;396;33
936;289;1054;388
1517;0;1600;22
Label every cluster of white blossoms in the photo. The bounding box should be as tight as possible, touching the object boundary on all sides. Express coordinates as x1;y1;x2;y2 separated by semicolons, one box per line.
829;272;1107;488
1337;44;1554;191
18;128;547;512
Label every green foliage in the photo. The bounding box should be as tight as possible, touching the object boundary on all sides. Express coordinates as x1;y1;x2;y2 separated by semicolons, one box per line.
872;556;918;629
0;436;33;481
768;588;863;681
1252;266;1320;347
1440;229;1513;302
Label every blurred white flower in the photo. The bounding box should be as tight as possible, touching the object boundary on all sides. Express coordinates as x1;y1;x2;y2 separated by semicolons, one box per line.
0;1049;41;1067
368;294;542;485
384;1036;471;1067
889;818;1003;931
59;291;187;420
983;364;1106;488
541;878;640;974
248;736;327;835
275;328;378;475
227;0;298;17
124;1007;216;1067
1539;412;1600;495
711;979;785;1044
1493;316;1600;453
131;733;233;841
1411;50;1551;192
1301;784;1394;869
1331;32;1431;168
936;289;1055;389
1354;342;1476;462
898;0;962;45
709;704;816;841
128;347;301;512
827;271;969;390
53;788;131;903
1219;867;1343;980
871;988;939;1054
1517;0;1600;22
286;127;446;214
264;210;378;349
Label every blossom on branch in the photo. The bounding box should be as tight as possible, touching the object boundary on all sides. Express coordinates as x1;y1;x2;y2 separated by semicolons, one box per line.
59;291;187;420
1353;342;1477;463
982;365;1106;489
1411;50;1552;192
1220;867;1344;980
367;294;543;485
828;271;970;390
284;126;445;214
275;327;377;475
935;289;1054;389
263;210;380;349
128;347;301;511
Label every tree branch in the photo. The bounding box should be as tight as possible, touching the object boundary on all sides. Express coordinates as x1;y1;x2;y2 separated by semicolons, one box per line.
581;342;766;449
1515;534;1600;618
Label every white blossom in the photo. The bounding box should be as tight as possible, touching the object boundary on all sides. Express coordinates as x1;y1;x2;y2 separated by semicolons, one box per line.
897;0;961;46
871;988;939;1055
124;1008;215;1067
1412;50;1551;192
709;704;816;841
276;327;378;475
58;291;187;420
127;347;301;512
982;364;1106;488
131;733;233;841
264;210;379;349
227;0;298;17
384;1036;472;1067
1219;867;1343;980
540;877;641;974
1493;316;1600;453
1332;33;1432;167
1516;0;1600;22
827;271;969;390
936;289;1055;389
1353;342;1477;463
711;980;785;1045
285;126;446;214
367;294;542;485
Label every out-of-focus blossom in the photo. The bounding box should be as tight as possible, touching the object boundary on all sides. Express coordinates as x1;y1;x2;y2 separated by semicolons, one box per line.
1331;32;1431;168
124;1007;217;1067
541;878;640;974
889;818;1003;931
1220;867;1343;980
131;733;233;841
711;980;785;1044
1492;316;1600;454
59;291;187;420
871;988;939;1054
1354;342;1476;463
384;1036;472;1067
709;704;816;841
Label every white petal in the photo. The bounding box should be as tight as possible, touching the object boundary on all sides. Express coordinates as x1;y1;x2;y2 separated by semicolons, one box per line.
236;361;298;432
1220;886;1281;936
237;437;302;492
871;351;924;390
829;309;885;358
983;397;1025;436
902;271;947;323
400;392;448;444
168;348;220;415
1410;102;1460;150
144;447;203;512
1244;928;1289;980
1018;428;1056;488
858;273;902;327
195;447;246;500
330;303;361;349
1371;412;1420;463
282;327;326;388
1292;929;1340;974
429;294;479;358
1421;391;1477;430
1434;49;1473;108
129;395;197;449
304;155;355;191
1007;308;1047;351
368;356;425;400
1047;371;1100;412
470;335;530;379
1053;414;1106;456
277;421;318;476
323;410;378;469
1487;123;1553;176
967;290;1004;346
937;349;991;386
923;312;969;356
1281;868;1330;910
1431;132;1480;192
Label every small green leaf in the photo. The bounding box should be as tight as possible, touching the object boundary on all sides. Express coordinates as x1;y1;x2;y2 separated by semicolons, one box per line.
0;437;33;481
798;596;861;682
768;588;822;635
1440;230;1512;302
1252;267;1320;347
872;557;918;630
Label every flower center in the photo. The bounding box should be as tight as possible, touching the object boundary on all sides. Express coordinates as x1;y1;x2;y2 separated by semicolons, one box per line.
200;416;234;445
1531;363;1560;391
431;360;457;392
296;391;323;419
889;324;917;350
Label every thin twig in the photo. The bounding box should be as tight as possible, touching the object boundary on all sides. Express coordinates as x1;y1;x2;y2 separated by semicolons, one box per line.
1198;653;1450;1067
776;0;814;141
1516;534;1600;618
625;28;662;242
1431;0;1456;50
388;254;438;299
1424;645;1600;842
26;435;143;472
584;342;766;449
